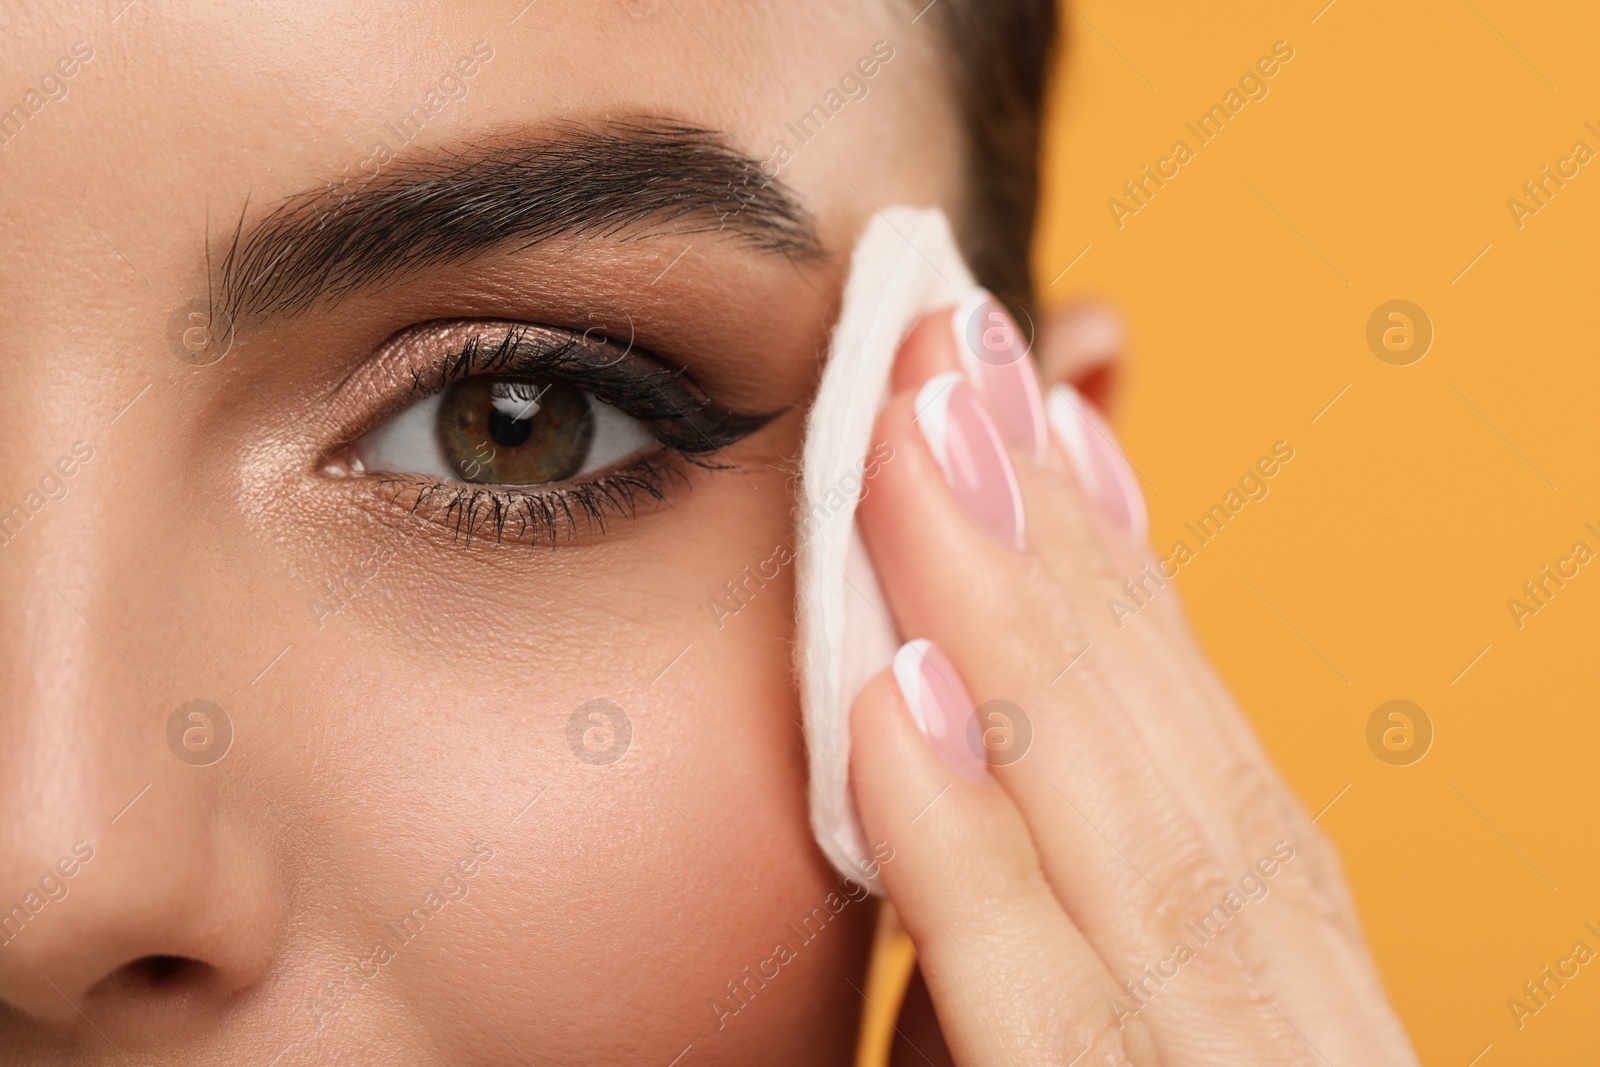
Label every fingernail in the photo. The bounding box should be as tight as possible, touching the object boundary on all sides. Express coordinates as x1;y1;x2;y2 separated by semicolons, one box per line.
1045;383;1148;542
914;373;1026;551
893;639;986;784
953;291;1049;462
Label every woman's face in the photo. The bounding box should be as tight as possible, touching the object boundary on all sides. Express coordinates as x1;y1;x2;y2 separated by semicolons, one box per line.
0;1;961;1061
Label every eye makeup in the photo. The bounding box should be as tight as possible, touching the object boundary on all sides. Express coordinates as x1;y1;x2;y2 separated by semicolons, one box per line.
323;319;772;545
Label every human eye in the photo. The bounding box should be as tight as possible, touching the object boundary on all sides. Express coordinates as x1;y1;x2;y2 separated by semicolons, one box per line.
357;370;654;488
326;320;768;544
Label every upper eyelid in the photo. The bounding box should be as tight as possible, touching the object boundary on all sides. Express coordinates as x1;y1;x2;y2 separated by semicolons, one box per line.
411;324;655;398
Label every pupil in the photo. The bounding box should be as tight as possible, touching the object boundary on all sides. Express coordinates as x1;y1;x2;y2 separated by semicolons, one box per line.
488;406;533;448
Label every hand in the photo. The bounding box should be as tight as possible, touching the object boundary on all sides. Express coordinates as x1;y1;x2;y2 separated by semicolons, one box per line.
849;299;1418;1065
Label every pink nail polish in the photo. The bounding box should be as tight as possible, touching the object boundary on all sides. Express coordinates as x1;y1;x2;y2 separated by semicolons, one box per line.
1046;383;1149;542
914;373;1026;551
953;291;1049;462
893;639;987;784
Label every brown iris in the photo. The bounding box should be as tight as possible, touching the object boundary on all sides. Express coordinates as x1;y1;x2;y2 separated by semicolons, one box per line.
436;376;595;485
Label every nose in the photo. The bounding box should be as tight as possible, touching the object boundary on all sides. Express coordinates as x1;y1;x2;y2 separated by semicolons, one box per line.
0;481;284;1037
0;762;283;1032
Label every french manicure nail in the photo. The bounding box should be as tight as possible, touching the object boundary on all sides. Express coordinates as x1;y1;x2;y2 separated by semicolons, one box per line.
953;291;1049;462
915;372;1026;551
1045;383;1149;542
893;639;987;784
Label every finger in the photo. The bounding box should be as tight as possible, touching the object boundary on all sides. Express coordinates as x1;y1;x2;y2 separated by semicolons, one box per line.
1042;381;1148;544
1019;319;1418;1064
987;305;1414;1062
891;300;1147;567
878;306;1413;1063
1022;385;1318;868
1032;301;1142;541
888;303;1317;887
891;305;1281;837
925;299;1293;850
857;380;1316;1063
849;652;1159;1067
1012;441;1288;835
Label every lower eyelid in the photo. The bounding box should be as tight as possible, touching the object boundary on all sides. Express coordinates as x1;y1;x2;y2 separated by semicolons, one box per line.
360;454;684;546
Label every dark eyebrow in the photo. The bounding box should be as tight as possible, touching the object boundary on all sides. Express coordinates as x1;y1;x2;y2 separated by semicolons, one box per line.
216;119;820;323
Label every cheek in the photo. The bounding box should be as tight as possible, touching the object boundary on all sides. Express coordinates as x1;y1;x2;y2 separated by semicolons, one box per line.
254;428;855;1056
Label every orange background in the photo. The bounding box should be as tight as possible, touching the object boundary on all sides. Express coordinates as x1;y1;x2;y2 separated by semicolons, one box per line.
1035;1;1600;1062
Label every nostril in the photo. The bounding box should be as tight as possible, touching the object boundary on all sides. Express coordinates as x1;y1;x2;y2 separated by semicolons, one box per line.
134;955;189;985
99;954;213;997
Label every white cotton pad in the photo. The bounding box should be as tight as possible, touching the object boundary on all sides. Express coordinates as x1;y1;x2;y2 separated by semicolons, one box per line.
796;207;978;892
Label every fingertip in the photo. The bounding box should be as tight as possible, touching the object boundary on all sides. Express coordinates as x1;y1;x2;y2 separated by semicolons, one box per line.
892;640;987;786
849;657;976;851
1045;383;1149;543
890;307;963;394
855;384;939;533
849;667;935;815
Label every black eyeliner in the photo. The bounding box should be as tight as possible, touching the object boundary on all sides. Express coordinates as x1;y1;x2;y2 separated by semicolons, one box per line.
412;323;772;459
344;318;775;546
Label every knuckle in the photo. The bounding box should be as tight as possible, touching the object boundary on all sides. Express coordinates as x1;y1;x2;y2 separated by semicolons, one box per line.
1060;1000;1162;1067
1229;779;1366;940
1140;842;1241;949
1229;764;1294;854
947;824;1056;935
1286;825;1364;939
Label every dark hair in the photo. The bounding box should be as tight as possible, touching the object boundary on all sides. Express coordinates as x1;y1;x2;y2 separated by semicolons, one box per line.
923;0;1059;319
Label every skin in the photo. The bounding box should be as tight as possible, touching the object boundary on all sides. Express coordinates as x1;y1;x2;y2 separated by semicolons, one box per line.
0;1;1419;1064
0;1;957;1063
853;314;1421;1063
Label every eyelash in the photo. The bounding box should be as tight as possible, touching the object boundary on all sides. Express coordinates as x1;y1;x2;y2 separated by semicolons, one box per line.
359;323;766;546
378;457;682;546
